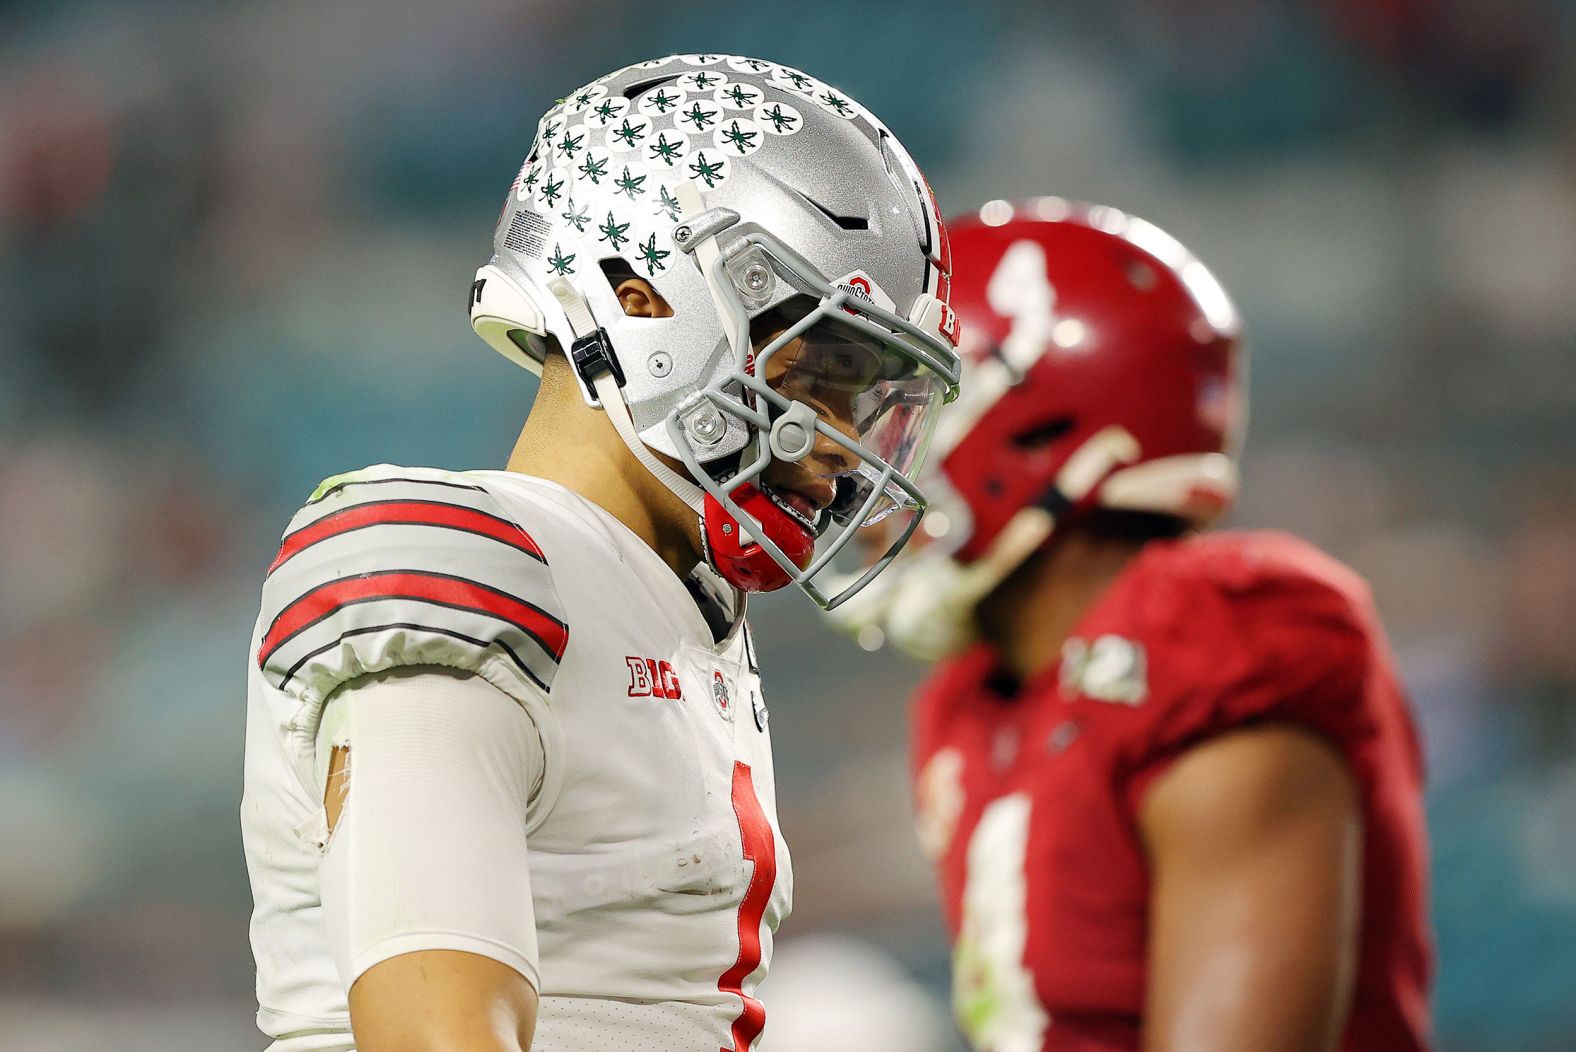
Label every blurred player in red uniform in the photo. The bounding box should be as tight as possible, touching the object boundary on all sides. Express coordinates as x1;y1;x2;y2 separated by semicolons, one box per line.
836;200;1433;1052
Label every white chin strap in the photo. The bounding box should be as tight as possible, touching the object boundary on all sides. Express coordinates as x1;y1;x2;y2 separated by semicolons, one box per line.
546;277;705;514
593;372;706;513
856;426;1142;661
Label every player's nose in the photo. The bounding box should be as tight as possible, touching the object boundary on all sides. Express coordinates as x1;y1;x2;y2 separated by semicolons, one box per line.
806;419;857;478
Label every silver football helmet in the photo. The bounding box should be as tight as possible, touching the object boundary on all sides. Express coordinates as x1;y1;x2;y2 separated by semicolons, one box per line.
469;53;961;608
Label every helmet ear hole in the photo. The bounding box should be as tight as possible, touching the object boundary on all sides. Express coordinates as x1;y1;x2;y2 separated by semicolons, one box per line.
601;259;673;319
1010;417;1076;451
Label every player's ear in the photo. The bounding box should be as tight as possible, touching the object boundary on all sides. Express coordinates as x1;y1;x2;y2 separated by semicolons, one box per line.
615;277;673;320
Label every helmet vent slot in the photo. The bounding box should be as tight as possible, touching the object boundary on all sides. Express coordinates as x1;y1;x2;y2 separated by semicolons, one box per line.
805;196;868;231
621;74;682;99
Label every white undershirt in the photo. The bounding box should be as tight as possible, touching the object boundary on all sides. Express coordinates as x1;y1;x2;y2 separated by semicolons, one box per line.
314;666;545;995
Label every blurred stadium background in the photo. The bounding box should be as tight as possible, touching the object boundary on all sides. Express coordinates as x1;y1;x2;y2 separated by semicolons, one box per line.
2;0;1574;1048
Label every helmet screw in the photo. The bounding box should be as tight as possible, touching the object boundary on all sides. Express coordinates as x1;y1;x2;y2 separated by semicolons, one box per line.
742;263;769;291
673;225;693;245
688;405;724;444
721;522;733;535
648;351;672;377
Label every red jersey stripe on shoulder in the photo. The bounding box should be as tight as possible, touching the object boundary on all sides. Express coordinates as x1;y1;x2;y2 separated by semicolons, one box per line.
720;761;775;1052
268;499;546;575
257;570;568;669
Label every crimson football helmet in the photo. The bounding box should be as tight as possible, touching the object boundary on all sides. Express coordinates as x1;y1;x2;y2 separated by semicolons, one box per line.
834;198;1244;657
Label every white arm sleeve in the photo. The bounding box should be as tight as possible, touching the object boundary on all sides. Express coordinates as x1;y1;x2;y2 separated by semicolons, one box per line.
314;666;544;994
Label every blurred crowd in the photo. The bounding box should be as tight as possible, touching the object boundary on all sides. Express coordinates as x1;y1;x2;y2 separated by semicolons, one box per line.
1;1;1573;1049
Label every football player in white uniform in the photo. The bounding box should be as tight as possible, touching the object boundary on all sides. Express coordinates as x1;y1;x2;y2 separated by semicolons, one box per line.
240;54;960;1052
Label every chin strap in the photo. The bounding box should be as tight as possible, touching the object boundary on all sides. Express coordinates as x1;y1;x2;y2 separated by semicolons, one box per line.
592;373;706;513
547;276;706;514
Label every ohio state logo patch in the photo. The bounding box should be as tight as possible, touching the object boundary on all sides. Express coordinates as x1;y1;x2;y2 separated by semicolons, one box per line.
711;669;734;721
832;270;896;313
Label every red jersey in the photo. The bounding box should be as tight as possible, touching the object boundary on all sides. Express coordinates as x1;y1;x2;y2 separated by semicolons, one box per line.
910;531;1432;1052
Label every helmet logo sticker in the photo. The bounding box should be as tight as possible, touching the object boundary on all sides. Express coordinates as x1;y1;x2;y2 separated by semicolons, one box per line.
584;95;630;128
556;124;588;161
716;82;764;110
545;242;577;277
575;149;611;185
713;118;762;157
564;83;608;114
684;53;725;66
677;99;721;133
612;163;650;200
606;115;652;151
644;130;690;169
636;231;673;276
676;70;725;93
597;211;633;252
560;196;591;234
755;101;802;135
815;88;858;119
516;162;542;201
638;86;686;116
685;149;731;189
537;169;568;209
987;239;1058;372
728;56;775;75
770;66;819;97
652;184;683;222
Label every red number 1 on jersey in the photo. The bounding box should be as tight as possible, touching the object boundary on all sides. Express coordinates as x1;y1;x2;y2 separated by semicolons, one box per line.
720;761;776;1052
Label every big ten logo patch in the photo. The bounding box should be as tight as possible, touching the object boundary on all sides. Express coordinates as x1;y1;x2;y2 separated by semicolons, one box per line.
626;656;682;700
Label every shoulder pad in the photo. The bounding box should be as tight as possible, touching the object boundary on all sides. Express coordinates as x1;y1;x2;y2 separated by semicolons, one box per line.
256;465;568;705
1096;535;1380;768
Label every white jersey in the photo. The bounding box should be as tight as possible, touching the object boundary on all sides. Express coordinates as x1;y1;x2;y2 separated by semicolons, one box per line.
241;465;791;1051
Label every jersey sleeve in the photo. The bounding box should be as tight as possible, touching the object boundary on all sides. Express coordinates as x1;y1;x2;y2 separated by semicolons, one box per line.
1116;561;1379;820
256;465;570;712
317;668;543;994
